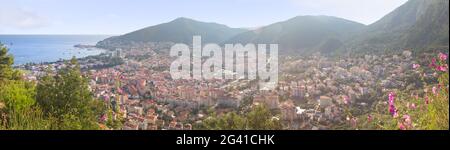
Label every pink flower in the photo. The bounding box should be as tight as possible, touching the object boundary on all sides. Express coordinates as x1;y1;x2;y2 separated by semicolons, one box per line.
425;96;429;105
436;65;448;72
432;86;438;95
413;64;421;69
100;114;107;122
343;96;349;105
399;123;406;130
388;92;395;104
390;105;397;116
393;111;399;118
430;58;437;68
367;115;372;123
400;114;412;129
388;92;397;117
403;115;411;125
410;103;416;110
439;52;448;61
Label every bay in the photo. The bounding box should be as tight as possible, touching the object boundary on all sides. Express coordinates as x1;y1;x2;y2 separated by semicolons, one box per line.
0;35;111;65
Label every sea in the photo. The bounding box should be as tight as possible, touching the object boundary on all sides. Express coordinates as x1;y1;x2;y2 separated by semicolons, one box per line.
0;35;112;66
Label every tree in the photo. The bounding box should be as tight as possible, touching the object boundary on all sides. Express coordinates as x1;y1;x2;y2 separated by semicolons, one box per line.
0;44;20;81
201;112;246;130
246;104;282;130
0;44;50;130
0;45;35;111
36;57;104;130
0;80;36;111
0;44;14;80
1;45;106;130
199;104;282;130
105;108;123;130
0;44;34;113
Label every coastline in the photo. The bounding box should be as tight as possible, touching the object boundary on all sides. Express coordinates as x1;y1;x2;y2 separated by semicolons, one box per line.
13;46;109;67
0;34;113;66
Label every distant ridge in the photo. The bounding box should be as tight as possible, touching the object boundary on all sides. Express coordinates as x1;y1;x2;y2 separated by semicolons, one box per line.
225;15;365;55
342;0;449;53
97;17;247;46
97;0;449;55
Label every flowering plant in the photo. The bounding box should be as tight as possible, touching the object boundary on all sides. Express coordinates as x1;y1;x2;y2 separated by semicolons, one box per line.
355;52;448;130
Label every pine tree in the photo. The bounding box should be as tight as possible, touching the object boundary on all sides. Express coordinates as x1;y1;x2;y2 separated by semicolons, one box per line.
0;44;14;80
36;57;105;130
0;44;50;129
200;104;282;130
0;44;20;81
246;104;282;130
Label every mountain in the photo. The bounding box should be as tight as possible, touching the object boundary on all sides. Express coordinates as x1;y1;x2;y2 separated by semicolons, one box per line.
97;0;448;55
343;0;449;53
97;17;247;46
225;16;365;55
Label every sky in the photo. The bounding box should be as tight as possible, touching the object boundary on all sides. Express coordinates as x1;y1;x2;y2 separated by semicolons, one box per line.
0;0;408;35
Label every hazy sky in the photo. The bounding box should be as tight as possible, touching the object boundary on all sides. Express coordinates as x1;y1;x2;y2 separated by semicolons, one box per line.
0;0;408;35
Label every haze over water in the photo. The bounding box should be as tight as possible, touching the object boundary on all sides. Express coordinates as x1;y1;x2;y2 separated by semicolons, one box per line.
0;35;110;65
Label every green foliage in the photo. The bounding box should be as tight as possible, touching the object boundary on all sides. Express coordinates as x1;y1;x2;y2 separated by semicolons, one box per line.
0;44;21;81
201;112;246;130
0;46;36;111
35;57;104;130
199;104;282;130
422;73;449;129
0;44;49;129
0;80;36;111
355;53;449;130
105;108;123;130
1;45;107;130
246;105;282;130
0;106;51;130
0;44;14;80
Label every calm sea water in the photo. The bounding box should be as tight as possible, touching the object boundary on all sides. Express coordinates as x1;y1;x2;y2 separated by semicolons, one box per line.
0;35;111;65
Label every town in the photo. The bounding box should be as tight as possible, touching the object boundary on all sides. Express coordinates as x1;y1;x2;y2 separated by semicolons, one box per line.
169;36;278;89
17;41;440;130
